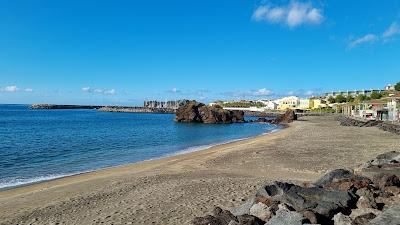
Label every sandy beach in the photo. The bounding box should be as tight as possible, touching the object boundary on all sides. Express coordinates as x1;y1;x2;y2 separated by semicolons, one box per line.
1;115;400;225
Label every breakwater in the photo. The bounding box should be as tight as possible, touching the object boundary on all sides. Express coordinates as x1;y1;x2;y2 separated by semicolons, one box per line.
30;104;176;114
30;104;102;109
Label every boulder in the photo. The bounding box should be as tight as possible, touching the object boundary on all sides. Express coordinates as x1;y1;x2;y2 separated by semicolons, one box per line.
249;202;272;222
353;213;376;225
192;207;236;225
367;204;400;225
333;213;353;225
359;151;400;169
270;110;297;124
259;182;357;219
230;198;256;217
265;207;304;225
350;208;382;220
315;169;355;187
175;101;245;124
373;174;400;190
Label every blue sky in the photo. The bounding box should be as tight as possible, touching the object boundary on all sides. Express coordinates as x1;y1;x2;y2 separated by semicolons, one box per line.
0;0;400;105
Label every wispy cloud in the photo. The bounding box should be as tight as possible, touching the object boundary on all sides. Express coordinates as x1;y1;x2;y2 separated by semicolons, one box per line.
347;21;400;49
222;88;274;98
166;87;181;94
81;87;116;95
1;85;33;93
348;34;378;49
252;1;324;28
382;22;400;39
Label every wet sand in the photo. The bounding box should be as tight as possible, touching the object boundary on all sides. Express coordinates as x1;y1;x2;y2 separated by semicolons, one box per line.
1;116;399;225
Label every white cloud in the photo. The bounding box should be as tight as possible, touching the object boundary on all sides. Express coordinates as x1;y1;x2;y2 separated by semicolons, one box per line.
25;88;33;92
382;22;400;39
82;87;91;92
347;34;378;49
222;88;274;98
252;1;324;28
104;89;116;95
253;88;273;96
82;87;116;95
4;85;19;92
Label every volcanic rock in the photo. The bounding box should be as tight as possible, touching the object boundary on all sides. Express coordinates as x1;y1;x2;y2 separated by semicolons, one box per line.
175;101;245;124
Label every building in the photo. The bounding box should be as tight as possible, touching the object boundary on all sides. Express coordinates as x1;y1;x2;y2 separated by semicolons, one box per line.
299;99;310;110
324;89;385;98
386;84;395;91
277;96;299;110
309;98;328;109
144;100;188;109
256;100;279;110
342;99;389;121
386;94;400;122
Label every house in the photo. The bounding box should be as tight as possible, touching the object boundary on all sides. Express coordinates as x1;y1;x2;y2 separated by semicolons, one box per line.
309;98;328;109
342;99;389;121
299;99;310;110
386;94;400;122
277;96;300;110
256;100;279;110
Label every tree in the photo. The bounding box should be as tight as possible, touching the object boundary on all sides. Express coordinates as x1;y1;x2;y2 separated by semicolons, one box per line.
357;94;368;102
395;82;400;91
335;95;347;103
346;95;354;102
328;96;336;104
370;91;382;99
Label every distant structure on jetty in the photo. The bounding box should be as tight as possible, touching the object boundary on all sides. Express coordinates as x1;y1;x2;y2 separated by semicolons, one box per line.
143;100;188;110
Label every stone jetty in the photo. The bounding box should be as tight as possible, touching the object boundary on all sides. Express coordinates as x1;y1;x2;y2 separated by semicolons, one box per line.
192;151;400;225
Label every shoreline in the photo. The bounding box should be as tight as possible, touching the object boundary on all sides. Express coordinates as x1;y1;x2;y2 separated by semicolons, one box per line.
0;123;286;198
2;116;400;225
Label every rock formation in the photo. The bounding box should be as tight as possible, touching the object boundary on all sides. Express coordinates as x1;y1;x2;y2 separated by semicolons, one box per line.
175;101;245;124
270;110;297;124
192;151;400;225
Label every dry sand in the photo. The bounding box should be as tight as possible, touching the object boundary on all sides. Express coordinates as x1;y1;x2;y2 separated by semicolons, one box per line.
1;116;399;225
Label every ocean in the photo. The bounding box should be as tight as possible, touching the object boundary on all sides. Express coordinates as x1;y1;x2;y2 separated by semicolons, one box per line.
0;104;280;190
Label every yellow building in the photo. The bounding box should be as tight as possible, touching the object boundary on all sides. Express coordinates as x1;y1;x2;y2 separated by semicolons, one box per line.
309;98;328;109
277;96;300;110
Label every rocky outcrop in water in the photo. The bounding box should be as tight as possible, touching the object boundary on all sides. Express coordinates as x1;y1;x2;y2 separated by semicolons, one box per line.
192;151;400;225
175;101;245;124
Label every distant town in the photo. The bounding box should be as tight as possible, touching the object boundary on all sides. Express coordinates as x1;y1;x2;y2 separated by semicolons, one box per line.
144;82;400;122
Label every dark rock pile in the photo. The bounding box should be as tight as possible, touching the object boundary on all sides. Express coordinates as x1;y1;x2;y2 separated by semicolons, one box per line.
175;101;245;124
337;116;400;135
338;117;383;127
192;151;400;225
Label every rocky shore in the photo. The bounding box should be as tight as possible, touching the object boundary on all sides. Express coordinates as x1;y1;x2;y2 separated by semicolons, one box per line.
338;116;400;135
192;151;400;225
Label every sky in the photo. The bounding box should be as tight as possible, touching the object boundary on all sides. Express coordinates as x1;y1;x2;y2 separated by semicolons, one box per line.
0;0;400;105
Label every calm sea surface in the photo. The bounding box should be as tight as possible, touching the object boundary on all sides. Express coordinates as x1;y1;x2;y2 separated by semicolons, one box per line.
0;104;279;189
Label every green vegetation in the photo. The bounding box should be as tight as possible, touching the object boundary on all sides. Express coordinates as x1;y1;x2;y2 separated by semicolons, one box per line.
346;95;354;103
370;91;383;99
328;96;336;104
222;102;265;108
356;94;371;102
335;95;347;103
395;82;400;91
